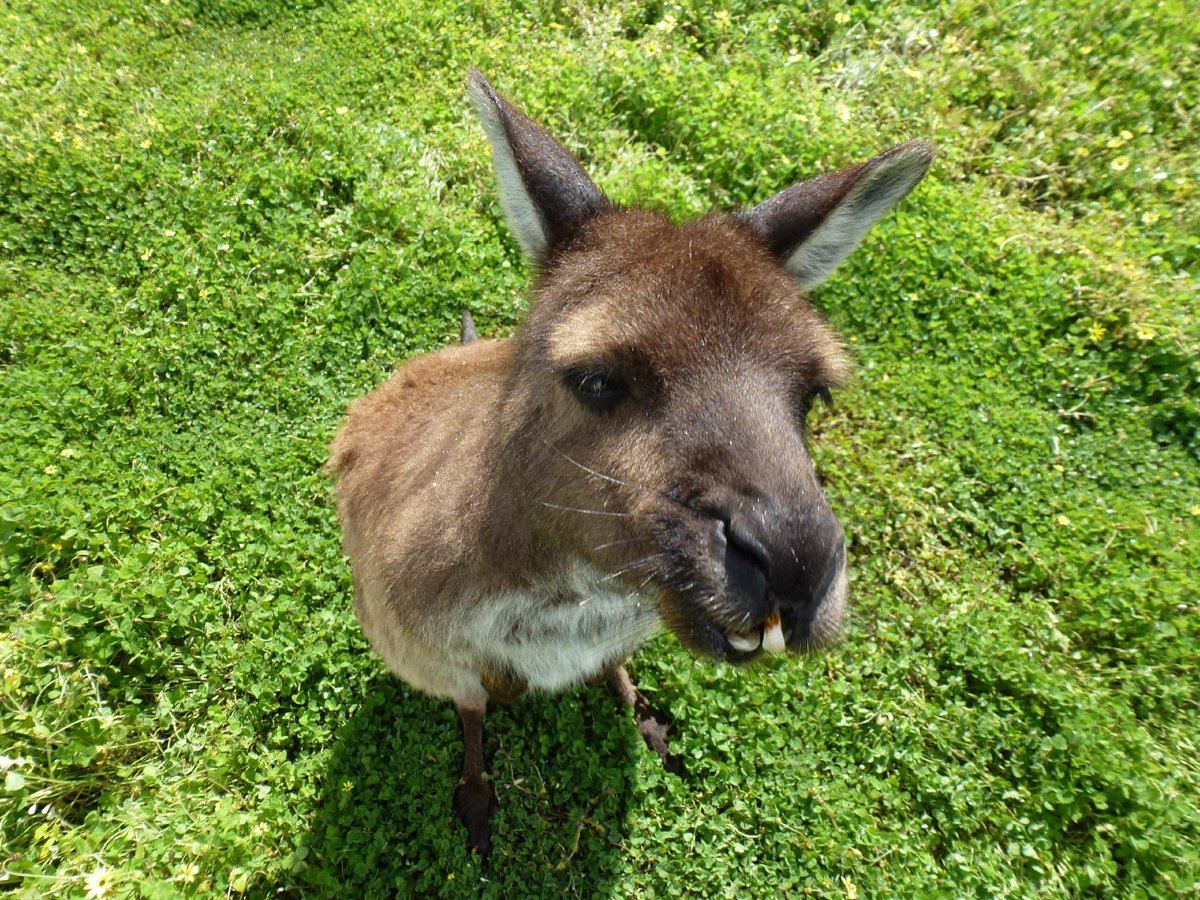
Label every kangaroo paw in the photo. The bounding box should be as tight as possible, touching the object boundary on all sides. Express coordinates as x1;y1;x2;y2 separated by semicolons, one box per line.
453;774;498;857
609;665;684;775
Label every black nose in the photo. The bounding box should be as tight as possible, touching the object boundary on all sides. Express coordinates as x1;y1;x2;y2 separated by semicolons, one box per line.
813;538;846;606
727;516;772;575
717;518;772;622
785;536;848;650
718;503;844;609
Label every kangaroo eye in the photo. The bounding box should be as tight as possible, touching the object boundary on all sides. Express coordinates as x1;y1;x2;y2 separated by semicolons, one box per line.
578;373;611;395
565;370;626;410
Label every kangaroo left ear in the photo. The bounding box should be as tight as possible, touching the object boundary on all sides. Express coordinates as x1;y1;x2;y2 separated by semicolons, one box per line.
737;141;934;290
467;68;612;263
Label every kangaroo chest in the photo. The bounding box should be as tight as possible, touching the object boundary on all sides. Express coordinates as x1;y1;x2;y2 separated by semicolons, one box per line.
461;563;662;693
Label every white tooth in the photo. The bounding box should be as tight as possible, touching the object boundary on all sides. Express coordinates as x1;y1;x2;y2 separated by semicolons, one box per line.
763;620;786;654
727;632;760;652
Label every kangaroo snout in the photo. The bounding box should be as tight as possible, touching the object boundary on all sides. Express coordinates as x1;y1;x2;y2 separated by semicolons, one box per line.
698;494;847;661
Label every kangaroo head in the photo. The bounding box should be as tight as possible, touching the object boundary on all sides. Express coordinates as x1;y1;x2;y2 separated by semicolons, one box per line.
469;70;932;662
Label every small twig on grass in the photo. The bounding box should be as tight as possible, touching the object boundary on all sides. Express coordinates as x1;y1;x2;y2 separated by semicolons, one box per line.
557;790;609;868
808;786;839;827
771;816;814;847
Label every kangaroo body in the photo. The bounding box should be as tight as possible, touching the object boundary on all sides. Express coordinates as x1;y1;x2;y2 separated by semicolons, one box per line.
327;69;933;855
330;336;661;704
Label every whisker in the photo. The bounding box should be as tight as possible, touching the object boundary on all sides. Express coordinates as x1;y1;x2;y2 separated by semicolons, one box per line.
590;577;664;657
544;439;648;489
600;553;664;582
539;501;630;518
543;440;633;489
579;570;658;608
631;572;659;603
591;536;647;553
541;441;683;512
592;613;655;652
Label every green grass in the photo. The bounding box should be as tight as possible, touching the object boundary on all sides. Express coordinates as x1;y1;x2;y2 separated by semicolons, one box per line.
2;0;1197;895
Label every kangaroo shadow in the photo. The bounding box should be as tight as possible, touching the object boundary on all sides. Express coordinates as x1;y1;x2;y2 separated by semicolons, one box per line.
285;670;656;897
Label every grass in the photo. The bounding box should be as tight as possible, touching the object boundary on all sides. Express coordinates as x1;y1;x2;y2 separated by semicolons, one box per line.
1;0;1197;895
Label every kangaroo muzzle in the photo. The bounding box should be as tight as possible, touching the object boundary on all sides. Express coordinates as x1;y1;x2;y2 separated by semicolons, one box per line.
709;495;847;657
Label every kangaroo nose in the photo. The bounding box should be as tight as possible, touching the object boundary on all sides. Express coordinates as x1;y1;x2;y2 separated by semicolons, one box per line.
718;517;771;623
726;515;772;577
709;499;848;655
813;538;846;606
785;536;848;651
726;506;842;603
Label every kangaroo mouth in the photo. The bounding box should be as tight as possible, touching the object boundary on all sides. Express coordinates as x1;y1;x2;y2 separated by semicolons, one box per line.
639;502;848;663
723;610;787;656
673;605;791;664
662;573;846;664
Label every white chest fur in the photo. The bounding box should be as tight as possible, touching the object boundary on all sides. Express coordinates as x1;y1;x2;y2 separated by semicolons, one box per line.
458;562;662;693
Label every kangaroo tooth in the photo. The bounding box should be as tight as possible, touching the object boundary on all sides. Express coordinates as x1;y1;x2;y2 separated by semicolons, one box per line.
727;631;761;652
762;613;786;654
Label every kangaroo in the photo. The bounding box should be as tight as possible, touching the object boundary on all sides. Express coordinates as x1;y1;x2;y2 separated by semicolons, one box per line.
326;69;933;855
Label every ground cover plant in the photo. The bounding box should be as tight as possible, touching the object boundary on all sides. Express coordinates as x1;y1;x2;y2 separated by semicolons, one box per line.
1;0;1197;895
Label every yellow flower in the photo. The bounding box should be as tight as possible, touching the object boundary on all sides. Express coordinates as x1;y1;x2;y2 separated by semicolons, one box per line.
1088;322;1106;343
85;867;114;899
43;465;59;475
1110;156;1130;172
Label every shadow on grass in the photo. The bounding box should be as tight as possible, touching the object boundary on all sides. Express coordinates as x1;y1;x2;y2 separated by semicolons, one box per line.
276;670;652;897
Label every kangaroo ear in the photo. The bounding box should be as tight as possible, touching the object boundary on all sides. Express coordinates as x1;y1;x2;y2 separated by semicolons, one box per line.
737;141;934;290
467;69;612;262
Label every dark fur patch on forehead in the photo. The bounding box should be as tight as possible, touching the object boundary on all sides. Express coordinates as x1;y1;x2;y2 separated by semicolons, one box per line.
535;210;850;387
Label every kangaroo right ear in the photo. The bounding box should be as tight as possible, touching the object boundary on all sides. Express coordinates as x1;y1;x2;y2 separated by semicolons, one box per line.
737;141;934;290
467;69;612;262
